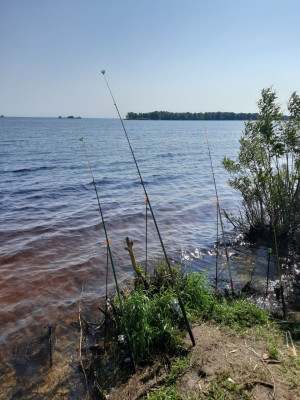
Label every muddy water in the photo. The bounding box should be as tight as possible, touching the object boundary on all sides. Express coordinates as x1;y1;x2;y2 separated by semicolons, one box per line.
0;118;298;398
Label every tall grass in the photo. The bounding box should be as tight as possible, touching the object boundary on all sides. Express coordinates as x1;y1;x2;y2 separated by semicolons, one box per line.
115;266;268;361
180;272;268;329
118;286;183;360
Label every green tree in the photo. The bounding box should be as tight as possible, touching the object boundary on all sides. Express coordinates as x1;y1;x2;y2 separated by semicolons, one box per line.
223;87;300;244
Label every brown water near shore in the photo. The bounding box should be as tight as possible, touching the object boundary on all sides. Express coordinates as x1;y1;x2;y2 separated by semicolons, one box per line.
1;238;299;399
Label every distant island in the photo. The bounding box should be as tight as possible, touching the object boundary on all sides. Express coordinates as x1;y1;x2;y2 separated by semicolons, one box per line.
0;115;4;118
58;115;82;119
126;111;258;120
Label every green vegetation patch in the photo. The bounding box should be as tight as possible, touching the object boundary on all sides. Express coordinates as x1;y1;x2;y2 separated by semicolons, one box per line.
222;87;300;244
116;266;268;362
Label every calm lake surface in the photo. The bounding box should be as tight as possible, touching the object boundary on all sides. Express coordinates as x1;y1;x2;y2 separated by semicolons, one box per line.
2;117;294;398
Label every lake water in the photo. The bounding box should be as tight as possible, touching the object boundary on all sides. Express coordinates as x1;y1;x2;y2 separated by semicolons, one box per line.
1;118;295;398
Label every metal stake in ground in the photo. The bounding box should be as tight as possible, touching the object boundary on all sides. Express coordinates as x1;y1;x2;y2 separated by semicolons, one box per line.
101;70;195;347
80;137;136;372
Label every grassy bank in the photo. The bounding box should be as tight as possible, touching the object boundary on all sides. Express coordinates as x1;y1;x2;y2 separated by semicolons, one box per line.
85;263;300;399
116;264;268;361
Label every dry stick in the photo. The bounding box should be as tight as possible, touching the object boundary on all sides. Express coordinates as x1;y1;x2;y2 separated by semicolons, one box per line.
79;312;89;399
78;283;90;400
239;380;274;391
48;323;55;367
98;305;109;317
286;331;289;348
80;313;99;327
24;338;35;361
288;331;298;357
125;236;148;289
101;70;195;347
203;121;234;293
247;346;276;399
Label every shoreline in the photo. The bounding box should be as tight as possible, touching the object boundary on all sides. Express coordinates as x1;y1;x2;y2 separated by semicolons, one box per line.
76;259;300;399
1;237;300;399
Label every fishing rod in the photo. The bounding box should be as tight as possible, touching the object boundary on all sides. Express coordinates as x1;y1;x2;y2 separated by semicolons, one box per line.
104;237;110;352
145;197;148;276
80;137;136;372
215;200;219;290
202;121;235;293
101;70;195;347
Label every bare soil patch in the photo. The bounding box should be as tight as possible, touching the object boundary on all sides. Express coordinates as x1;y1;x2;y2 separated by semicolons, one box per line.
108;323;300;400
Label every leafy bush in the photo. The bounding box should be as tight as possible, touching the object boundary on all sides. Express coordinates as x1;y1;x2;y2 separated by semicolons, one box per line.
223;87;300;243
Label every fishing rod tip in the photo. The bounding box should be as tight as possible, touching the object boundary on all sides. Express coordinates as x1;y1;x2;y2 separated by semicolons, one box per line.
79;137;84;142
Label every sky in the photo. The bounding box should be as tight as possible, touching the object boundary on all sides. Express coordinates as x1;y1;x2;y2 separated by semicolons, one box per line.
0;0;299;118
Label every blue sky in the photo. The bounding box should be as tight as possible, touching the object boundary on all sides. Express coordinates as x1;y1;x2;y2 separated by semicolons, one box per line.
0;0;299;117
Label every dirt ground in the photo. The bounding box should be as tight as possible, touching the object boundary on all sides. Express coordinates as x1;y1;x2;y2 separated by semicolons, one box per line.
108;323;300;400
1;321;299;399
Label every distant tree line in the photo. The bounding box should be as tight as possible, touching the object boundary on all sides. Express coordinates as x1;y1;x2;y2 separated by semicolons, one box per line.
126;111;259;120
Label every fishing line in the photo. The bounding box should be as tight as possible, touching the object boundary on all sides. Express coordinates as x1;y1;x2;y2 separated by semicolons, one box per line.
202;121;235;293
80;137;136;372
101;70;195;347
